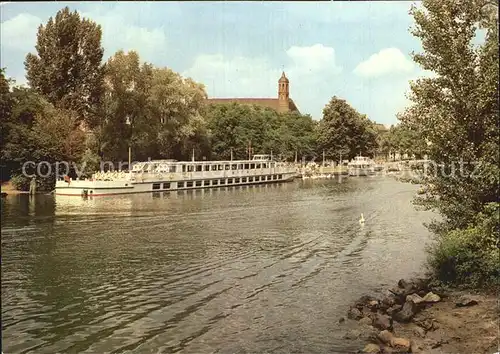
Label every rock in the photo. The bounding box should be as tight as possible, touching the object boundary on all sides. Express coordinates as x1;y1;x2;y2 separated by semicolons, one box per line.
368;300;380;311
406;293;424;304
422;291;441;303
338;317;345;323
362;343;381;353
355;295;377;308
359;316;373;326
393;300;419;323
377;330;394;345
455;296;478;307
348;307;364;320
373;313;393;330
390;337;411;352
342;329;362;340
380;294;397;310
386;304;402;316
398;279;411;289
413;326;426;338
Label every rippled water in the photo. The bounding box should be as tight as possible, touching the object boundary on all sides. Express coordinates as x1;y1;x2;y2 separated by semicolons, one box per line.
1;177;435;353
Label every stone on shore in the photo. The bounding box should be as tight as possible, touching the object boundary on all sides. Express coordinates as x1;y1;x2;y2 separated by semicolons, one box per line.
348;307;364;320
390;337;411;352
455;296;478;307
362;343;381;353
393;300;419;323
422;292;441;303
377;330;394;345
386;304;403;316
359;316;373;326
406;293;424;304
373;313;392;330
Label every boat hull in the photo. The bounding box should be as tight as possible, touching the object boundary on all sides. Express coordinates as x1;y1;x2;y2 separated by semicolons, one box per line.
348;168;375;177
55;172;296;197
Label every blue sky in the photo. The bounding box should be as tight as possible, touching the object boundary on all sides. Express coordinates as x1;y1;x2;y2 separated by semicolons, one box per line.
1;1;432;125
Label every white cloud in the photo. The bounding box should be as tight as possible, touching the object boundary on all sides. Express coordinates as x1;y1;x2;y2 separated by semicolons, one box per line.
353;48;415;78
80;11;168;63
183;44;342;113
1;13;41;52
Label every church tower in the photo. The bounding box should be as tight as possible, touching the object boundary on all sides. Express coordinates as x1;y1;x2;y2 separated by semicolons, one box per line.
278;72;289;113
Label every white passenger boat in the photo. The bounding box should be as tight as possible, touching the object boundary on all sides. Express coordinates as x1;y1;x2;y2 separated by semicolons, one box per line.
55;155;297;197
347;156;376;176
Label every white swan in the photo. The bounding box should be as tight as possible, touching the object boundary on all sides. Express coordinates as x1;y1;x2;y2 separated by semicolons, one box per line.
359;213;365;225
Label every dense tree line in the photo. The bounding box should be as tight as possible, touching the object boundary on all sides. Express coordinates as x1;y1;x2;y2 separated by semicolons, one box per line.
1;6;395;190
401;0;498;288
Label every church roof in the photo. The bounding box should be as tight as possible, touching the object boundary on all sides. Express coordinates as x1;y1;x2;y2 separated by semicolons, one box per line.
205;97;300;114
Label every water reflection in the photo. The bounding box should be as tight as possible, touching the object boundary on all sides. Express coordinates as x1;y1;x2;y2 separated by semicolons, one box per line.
2;177;435;353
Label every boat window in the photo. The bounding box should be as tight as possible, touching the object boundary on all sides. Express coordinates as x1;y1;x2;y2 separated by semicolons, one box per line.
231;164;237;170
244;163;249;169
182;165;186;173
267;175;271;181
224;164;230;170
218;164;223;171
228;178;233;184
220;179;226;185
238;164;243;169
241;177;247;183
256;163;261;169
203;180;210;186
250;163;255;169
178;181;184;188
278;174;282;179
204;165;210;171
273;175;277;180
212;179;218;185
186;181;193;188
169;166;176;173
196;165;202;172
153;183;161;190
187;165;194;172
195;180;202;187
234;178;240;183
163;183;171;189
211;165;217;171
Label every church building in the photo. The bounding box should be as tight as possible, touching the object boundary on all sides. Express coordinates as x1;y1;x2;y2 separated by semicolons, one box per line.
205;72;300;114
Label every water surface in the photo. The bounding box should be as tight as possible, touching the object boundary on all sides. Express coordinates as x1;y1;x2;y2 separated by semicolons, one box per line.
1;177;435;353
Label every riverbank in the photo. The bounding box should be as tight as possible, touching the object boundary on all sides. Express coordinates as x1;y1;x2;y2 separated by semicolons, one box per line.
341;277;498;353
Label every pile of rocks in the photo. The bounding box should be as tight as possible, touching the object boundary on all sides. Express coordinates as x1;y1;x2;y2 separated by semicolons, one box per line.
342;278;443;353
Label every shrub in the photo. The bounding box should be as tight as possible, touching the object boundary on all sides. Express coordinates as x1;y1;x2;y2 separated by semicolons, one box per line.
428;203;500;289
9;173;31;191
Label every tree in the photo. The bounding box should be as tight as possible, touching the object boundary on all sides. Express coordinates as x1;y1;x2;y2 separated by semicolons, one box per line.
317;96;378;161
150;68;208;160
101;50;154;161
401;0;499;230
400;0;498;287
25;6;104;123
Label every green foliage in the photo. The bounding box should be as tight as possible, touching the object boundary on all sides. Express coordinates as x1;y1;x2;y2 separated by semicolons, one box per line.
205;103;317;161
317;96;378;161
403;0;499;288
9;174;31;191
428;203;499;289
380;124;429;159
25;6;105;122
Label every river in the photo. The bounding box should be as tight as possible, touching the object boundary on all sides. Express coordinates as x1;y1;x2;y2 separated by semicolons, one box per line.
1;176;435;353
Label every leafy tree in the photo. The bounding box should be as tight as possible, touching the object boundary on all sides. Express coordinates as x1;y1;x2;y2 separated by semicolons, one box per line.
25;6;105;122
101;50;154;161
150;69;208;160
317;96;378;161
401;0;498;287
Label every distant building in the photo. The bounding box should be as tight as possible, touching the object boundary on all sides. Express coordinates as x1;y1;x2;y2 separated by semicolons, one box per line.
205;72;300;114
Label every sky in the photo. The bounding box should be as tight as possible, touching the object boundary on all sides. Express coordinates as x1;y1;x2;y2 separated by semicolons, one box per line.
1;1;433;125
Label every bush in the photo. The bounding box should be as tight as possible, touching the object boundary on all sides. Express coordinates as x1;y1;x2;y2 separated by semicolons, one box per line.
9;173;31;191
428;203;500;289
